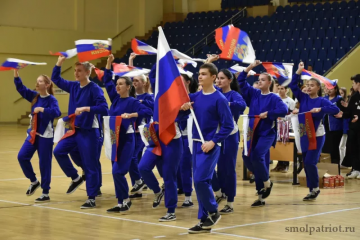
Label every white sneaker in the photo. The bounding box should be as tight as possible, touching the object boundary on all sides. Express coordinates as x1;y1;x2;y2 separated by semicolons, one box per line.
347;171;360;179
357;174;360;180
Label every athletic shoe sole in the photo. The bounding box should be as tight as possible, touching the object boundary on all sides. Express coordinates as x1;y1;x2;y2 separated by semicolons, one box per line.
219;211;233;215
159;217;176;222
181;205;194;208
34;199;50;203
80;205;96;209
188;230;211;234
202;215;221;229
67;180;84;195
26;184;40;196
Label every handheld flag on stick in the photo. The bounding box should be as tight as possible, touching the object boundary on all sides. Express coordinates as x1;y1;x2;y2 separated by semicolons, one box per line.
49;48;77;59
262;62;294;86
301;70;337;89
241;115;260;156
290;112;317;153
103;116;122;162
131;38;158;55
53;114;76;143
154;26;190;145
75;38;112;62
0;58;47;71
26;113;38;145
215;25;256;64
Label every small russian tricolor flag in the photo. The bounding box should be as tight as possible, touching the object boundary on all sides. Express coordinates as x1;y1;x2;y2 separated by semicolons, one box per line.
229;64;256;75
49;48;77;59
75;39;112;62
131;38;158;55
262;62;294;86
0;58;47;71
112;63;150;77
301;70;337;89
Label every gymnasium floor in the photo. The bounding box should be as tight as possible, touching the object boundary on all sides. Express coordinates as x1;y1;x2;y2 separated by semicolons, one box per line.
0;124;359;240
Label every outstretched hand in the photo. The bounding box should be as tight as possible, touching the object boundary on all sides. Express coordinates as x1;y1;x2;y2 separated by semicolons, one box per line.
296;62;305;75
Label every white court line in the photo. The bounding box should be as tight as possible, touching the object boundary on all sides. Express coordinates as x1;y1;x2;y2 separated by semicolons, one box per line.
211;232;267;240
153;236;166;238
0;173;112;181
213;207;360;231
0;199;266;239
1;199;358;240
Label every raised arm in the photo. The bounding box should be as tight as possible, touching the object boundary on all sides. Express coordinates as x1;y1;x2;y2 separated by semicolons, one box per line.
103;54;118;102
13;70;37;103
128;53;136;67
42;96;62;119
237;60;261;103
51;56;75;93
289;62;307;102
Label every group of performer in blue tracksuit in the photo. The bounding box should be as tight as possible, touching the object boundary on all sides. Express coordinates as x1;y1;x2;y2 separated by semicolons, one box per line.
14;51;348;233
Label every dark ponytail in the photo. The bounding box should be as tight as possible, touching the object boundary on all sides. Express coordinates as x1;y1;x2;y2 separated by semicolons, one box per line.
181;74;198;94
219;69;239;92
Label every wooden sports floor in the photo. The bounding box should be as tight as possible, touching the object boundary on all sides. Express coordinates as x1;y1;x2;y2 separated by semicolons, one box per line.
0;124;359;240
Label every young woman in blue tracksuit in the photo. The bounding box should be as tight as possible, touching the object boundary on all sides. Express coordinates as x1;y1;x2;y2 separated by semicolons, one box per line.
52;56;108;209
323;83;344;167
103;55;152;213
214;69;246;214
289;62;340;201
14;70;61;202
176;73;198;207
238;61;288;207
128;74;154;198
138;63;186;222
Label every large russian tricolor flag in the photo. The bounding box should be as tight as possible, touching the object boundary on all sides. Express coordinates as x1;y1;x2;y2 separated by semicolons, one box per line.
154;27;190;145
49;48;77;59
290;112;317;153
103;116;122;161
0;58;47;71
215;25;256;64
242;115;260;156
131;38;158;55
301;70;337;89
75;39;112;62
112;63;150;77
262;62;294;86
